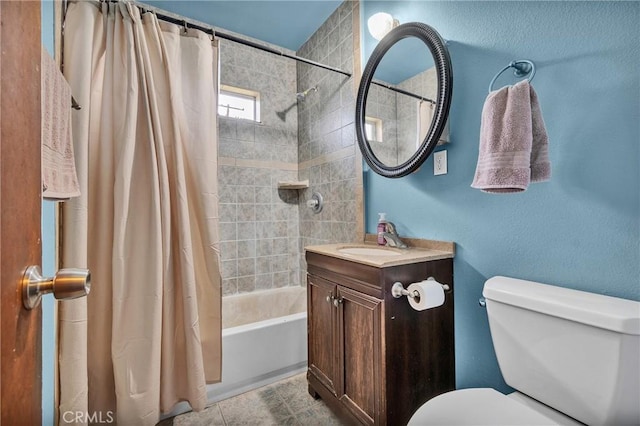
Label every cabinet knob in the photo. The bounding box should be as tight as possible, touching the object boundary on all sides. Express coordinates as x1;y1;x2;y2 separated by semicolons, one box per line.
333;297;343;307
326;295;333;303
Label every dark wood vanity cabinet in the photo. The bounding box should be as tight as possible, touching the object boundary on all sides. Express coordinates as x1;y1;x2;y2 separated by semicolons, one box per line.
306;251;455;426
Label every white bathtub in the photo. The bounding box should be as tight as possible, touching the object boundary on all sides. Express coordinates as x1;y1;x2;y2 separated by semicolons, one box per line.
207;310;307;402
165;287;307;417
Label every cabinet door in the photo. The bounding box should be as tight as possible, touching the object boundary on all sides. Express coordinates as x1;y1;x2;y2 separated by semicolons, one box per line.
338;286;383;425
307;275;339;395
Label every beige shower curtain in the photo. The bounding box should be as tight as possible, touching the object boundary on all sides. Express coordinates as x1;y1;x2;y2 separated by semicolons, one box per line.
59;2;221;424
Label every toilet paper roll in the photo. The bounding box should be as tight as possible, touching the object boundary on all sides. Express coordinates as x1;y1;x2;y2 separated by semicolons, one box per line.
407;279;445;311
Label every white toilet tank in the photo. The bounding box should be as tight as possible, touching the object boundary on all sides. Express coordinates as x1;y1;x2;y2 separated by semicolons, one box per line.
483;276;640;426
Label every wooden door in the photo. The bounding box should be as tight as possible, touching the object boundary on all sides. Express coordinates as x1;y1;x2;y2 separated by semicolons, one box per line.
338;286;382;425
307;275;338;395
0;1;43;424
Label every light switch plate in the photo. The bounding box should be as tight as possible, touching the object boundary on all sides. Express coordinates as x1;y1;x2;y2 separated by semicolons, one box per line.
434;150;447;175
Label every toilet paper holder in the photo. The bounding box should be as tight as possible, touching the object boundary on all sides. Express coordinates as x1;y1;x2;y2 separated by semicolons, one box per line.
391;277;450;299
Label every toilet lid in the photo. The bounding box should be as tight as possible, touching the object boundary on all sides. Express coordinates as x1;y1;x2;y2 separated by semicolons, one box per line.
408;388;559;426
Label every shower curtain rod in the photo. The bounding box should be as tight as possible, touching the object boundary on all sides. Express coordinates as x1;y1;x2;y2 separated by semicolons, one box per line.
133;1;352;79
371;80;436;105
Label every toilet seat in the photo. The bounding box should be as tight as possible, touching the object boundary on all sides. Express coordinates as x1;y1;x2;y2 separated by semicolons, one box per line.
408;388;569;426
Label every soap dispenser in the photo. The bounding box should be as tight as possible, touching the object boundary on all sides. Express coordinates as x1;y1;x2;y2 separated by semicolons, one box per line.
377;213;387;245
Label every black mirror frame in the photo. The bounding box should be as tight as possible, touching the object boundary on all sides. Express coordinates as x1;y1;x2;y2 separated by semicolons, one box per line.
356;22;453;178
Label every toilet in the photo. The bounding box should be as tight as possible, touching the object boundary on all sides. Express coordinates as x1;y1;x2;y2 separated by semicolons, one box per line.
409;276;640;426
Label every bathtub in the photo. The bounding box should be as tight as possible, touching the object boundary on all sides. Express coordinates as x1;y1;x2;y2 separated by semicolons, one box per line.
207;310;307;402
165;287;307;417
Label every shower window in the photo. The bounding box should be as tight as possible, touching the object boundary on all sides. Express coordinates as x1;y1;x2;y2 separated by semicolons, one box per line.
218;85;261;121
365;116;383;142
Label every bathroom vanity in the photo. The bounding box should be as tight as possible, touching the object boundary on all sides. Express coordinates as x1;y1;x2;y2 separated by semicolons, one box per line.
305;242;455;425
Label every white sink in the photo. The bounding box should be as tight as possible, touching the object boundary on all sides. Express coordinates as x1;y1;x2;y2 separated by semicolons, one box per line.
337;247;402;257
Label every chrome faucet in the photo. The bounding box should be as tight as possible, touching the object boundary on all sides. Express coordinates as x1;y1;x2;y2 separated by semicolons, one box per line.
378;221;408;249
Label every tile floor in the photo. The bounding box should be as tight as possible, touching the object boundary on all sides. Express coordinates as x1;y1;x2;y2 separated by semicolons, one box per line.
160;373;344;425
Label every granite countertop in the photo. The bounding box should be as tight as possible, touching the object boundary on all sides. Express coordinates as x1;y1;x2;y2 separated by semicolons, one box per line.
305;239;455;268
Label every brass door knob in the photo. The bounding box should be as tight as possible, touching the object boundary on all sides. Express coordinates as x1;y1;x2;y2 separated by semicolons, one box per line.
22;265;91;310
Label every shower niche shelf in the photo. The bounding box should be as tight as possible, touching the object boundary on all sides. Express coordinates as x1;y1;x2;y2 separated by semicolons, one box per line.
277;180;309;190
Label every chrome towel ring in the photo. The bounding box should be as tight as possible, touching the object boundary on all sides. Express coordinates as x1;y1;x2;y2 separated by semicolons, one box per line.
488;59;536;93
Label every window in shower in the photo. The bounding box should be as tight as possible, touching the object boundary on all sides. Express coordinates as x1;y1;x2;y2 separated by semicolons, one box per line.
365;116;383;142
218;84;261;122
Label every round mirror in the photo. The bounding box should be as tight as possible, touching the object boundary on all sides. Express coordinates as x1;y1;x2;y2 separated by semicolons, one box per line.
356;22;452;178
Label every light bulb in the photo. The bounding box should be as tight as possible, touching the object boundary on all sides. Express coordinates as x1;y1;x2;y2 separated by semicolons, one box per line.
367;12;399;41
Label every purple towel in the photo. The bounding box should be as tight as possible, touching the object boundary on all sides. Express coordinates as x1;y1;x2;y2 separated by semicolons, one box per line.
471;80;551;193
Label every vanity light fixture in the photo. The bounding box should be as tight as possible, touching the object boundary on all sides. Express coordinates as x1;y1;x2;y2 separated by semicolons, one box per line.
367;12;399;40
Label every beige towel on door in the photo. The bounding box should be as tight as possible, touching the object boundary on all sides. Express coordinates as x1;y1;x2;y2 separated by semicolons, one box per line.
41;47;80;200
471;80;551;193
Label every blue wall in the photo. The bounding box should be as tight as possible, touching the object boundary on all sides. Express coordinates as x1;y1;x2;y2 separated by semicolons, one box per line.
361;1;639;392
144;1;342;51
41;1;56;424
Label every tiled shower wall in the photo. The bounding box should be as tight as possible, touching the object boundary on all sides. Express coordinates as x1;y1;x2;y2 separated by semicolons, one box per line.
365;84;398;165
218;37;301;296
296;1;360;281
218;1;360;296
